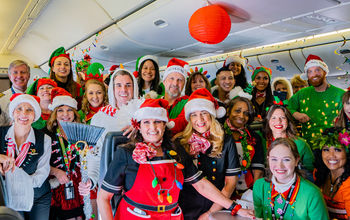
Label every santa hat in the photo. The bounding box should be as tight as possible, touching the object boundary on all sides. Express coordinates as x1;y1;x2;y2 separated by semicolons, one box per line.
301;54;329;80
223;55;246;68
133;55;159;78
9;94;41;122
251;66;272;81
48;87;77;111
26;78;57;95
184;88;226;121
85;62;104;82
163;58;189;82
108;68;139;108
49;47;71;67
109;65;119;74
134;99;175;129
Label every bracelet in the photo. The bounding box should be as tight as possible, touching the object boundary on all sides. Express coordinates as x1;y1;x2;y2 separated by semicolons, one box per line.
230;204;242;216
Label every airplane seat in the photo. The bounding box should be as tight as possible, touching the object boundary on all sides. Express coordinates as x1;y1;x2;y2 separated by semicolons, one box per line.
99;131;129;214
0;207;23;220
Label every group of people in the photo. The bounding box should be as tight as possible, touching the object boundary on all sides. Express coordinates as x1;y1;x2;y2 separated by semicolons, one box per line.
0;47;349;220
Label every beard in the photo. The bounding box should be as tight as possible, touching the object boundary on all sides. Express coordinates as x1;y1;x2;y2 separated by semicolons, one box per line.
308;74;325;88
166;88;181;98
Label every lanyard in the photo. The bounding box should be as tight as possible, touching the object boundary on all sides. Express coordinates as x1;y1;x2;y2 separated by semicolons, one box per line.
271;178;297;220
57;128;71;174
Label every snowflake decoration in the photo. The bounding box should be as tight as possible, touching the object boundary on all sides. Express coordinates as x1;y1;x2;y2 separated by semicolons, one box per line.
277;195;283;204
276;65;285;71
277;208;283;215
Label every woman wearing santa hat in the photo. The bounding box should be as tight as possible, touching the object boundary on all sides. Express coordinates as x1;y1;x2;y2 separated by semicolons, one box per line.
45;87;85;219
97;98;255;220
175;88;244;219
26;77;57;130
0;93;52;220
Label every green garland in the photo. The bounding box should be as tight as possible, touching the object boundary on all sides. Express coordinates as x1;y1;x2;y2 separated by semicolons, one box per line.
310;127;350;152
224;122;255;171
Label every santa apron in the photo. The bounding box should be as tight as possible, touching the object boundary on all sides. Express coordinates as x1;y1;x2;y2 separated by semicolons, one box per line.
115;159;184;220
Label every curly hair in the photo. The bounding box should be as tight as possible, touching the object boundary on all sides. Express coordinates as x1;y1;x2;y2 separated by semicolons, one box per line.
179;114;224;158
185;72;211;96
137;59;160;97
81;79;108;116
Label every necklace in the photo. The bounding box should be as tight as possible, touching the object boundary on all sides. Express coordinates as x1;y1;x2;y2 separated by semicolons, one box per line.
329;173;341;194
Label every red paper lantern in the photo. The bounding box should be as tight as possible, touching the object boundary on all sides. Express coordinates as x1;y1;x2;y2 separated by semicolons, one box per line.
188;5;231;44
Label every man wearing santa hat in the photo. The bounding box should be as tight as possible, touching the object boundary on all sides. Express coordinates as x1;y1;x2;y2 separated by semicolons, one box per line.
162;58;190;134
288;54;344;141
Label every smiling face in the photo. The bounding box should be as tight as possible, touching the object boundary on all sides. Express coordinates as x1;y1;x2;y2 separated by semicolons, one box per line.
344;98;350;119
190;110;212;134
229;101;249;129
164;72;185;98
141;60;156;83
9;64;30;92
216;70;235;92
86;83;104;108
322;145;346;174
52;57;71;80
140;119;166;143
228;62;242;76
56;105;75;122
113;74;134;108
269;109;288;138
37;84;54;102
191;74;207;92
269;144;299;184
254;71;269;92
13;102;35;126
307;66;326;88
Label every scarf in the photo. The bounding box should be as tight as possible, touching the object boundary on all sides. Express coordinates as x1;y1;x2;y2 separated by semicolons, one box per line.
132;140;163;164
225;118;244;135
256;91;266;98
188;131;211;156
85;105;103;121
6;137;31;167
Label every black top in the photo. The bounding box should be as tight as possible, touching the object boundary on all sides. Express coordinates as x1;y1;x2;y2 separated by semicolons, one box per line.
101;142;203;195
178;134;241;220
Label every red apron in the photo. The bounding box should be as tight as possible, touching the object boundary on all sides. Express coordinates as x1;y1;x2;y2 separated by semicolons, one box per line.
115;159;184;220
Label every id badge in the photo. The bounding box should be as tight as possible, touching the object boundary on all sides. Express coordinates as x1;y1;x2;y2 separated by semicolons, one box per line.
64;181;75;200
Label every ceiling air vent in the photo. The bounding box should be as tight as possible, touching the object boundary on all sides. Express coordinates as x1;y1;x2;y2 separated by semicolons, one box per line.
271;59;279;63
154;19;168;28
339;49;350;54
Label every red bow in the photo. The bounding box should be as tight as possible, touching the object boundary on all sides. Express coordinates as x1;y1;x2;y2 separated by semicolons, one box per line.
132;141;162;164
256;91;266;98
131;118;140;130
188;133;211;156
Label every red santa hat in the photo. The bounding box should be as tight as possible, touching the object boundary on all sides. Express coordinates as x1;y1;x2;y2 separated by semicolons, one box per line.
163;58;189;81
109;65;119;74
48;87;77;111
134;99;175;129
184;88;226;121
301;54;329;80
9;94;41;121
223;55;246;67
36;78;57;91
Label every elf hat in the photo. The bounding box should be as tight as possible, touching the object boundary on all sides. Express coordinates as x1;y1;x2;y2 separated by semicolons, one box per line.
49;47;71;68
134;99;175;129
133;55;159;78
251;66;272;81
48;87;77;111
85;62;104;82
184;88;226;121
223;55;246;68
301;54;329;80
9;94;41;122
163;58;189;82
26;78;57;95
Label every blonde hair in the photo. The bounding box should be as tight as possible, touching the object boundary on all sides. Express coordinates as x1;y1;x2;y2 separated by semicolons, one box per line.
8;60;30;74
290;74;307;86
47;106;81;132
180;114;224;158
81;79;108;115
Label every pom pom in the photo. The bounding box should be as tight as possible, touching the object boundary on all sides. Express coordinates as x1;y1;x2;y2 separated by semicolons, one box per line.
216;106;226;118
167;121;175;129
133;70;139;78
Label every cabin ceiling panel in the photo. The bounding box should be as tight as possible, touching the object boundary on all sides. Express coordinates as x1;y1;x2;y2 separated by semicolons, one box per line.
290;49;306;73
0;0;29;52
257;51;301;79
318;3;350;22
12;0;112;65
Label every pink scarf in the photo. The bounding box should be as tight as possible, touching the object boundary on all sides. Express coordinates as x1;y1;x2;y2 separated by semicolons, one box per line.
188;131;211;156
132;140;163;164
6;137;31;167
